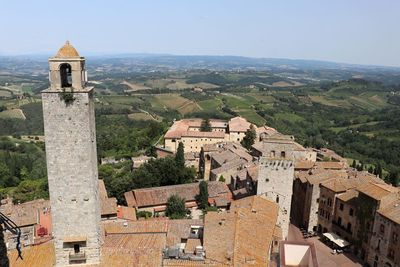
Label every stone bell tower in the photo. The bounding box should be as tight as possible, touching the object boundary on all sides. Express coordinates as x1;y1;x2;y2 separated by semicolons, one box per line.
42;41;102;266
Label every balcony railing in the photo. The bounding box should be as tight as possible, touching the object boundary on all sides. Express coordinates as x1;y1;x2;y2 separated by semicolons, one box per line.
69;252;86;262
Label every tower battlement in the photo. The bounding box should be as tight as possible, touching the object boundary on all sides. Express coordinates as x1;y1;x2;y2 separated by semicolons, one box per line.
259;158;294;170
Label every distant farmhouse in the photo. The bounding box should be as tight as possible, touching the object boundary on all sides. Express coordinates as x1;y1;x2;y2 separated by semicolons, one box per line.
164;116;274;153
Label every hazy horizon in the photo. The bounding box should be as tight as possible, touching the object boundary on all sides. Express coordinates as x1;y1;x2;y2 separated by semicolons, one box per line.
1;0;399;67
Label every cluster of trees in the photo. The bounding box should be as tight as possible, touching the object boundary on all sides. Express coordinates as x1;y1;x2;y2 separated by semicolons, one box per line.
101;143;196;203
96;116;167;158
241;125;256;150
200;119;212;132
165;195;187;219
0;138;48;203
0;103;43;136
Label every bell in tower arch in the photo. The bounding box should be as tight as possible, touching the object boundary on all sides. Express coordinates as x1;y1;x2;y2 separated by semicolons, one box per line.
48;41;86;90
60;63;72;88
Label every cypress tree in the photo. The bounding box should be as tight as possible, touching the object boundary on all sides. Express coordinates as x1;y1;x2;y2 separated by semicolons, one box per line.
175;142;185;168
196;181;209;210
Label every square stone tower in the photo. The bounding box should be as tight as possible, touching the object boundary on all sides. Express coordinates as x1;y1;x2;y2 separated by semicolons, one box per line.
42;41;102;266
257;158;294;239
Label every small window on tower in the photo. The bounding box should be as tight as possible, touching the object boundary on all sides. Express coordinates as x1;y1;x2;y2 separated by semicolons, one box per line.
74;244;80;254
60;63;72;88
276;195;279;203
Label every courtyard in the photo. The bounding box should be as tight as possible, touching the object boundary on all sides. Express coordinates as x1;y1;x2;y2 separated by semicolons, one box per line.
288;224;363;267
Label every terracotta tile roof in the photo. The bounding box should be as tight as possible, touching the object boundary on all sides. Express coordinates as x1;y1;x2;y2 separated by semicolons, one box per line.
209;143;252;167
124;190;137;207
54;41;80;58
232;188;248;198
98;179;108;199
185;238;202;254
164;119;228;139
1;181;118;228
321;178;358;193
314;161;346;170
251;137;305;155
228;117;251;132
8;241;55;267
204;196;278;266
357;182;399;200
377;199;400;224
103;219;169;234
256;125;278;136
166;219;203;247
101;197;118;216
228;146;253;162
315;148;347;163
126;181;231;208
202;143;223;152
246;163;259;181
117;206;137;221
347;170;384;184
210;159;247;176
9;235;165;267
234;169;248;181
298;169;347;185
181;131;225;138
295;160;315;170
163;259;224;266
102;233;166;266
337;189;359;202
212;150;241;166
98;180;118;216
0;199;50;227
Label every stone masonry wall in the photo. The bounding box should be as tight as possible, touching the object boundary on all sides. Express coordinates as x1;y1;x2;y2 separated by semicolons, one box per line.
42;89;102;266
307;185;320;232
257;158;294;239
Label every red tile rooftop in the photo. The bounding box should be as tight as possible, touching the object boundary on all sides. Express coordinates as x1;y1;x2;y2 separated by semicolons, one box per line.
124;181;231;208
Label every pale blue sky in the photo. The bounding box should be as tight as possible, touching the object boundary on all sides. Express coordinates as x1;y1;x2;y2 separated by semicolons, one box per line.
1;0;399;66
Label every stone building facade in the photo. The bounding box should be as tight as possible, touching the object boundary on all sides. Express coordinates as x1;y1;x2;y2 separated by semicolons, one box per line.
164;117;259;153
331;190;358;243
42;42;102;266
367;202;400;267
257;158;294;239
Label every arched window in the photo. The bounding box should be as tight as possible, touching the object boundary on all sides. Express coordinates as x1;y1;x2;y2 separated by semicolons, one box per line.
60;63;72;87
276;195;279;203
270;150;276;158
281;151;286;158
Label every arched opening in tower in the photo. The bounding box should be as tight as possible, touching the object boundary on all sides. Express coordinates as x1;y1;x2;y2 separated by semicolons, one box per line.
60;63;72;88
